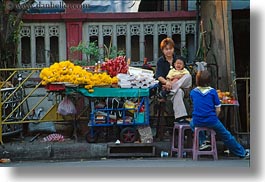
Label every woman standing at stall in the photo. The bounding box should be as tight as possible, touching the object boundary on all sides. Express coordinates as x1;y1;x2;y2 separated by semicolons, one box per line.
155;38;192;123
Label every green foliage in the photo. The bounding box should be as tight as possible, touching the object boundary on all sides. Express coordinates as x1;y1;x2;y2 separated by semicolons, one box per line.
195;19;213;62
0;0;35;69
70;41;100;66
103;41;125;60
71;59;86;66
70;41;125;66
12;18;23;44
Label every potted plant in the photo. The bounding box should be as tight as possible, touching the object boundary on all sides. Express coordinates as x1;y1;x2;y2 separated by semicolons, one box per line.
70;41;100;66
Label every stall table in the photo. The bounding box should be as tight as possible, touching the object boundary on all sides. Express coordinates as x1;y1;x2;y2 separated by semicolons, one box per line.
220;100;240;136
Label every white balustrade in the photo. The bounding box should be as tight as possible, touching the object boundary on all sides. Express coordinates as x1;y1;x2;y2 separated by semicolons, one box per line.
18;21;196;69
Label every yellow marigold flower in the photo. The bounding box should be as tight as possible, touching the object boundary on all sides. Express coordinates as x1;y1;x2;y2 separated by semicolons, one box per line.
41;80;48;85
88;89;94;93
39;68;50;78
111;77;118;84
50;62;60;70
85;84;93;89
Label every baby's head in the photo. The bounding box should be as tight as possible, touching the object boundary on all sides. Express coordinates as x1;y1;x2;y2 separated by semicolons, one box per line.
173;56;186;70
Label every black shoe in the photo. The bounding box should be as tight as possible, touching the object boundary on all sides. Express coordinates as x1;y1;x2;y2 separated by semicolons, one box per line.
159;91;168;98
157;92;167;102
175;117;190;124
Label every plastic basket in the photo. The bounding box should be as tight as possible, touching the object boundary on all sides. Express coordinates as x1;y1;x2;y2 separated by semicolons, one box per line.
135;112;145;124
45;83;65;91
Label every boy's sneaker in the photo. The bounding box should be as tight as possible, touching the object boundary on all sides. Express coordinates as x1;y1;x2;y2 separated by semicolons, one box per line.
244;150;250;159
240;149;250;159
202;140;211;145
224;149;250;159
199;143;212;151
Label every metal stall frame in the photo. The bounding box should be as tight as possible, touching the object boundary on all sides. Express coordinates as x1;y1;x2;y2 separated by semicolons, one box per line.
231;77;250;138
0;68;65;145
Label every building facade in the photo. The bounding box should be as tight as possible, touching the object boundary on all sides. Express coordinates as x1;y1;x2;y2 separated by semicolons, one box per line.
15;0;250;141
18;0;197;68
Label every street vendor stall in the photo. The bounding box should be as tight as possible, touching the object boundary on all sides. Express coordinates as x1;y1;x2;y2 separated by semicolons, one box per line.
66;87;150;143
40;57;157;143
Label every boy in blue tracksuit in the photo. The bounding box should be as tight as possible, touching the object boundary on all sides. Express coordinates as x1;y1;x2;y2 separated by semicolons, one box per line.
189;70;249;158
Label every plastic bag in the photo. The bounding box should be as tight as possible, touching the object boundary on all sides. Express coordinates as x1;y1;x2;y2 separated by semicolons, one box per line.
137;126;153;143
57;96;77;115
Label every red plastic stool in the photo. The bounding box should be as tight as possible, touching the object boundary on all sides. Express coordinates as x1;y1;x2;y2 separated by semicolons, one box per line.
192;127;218;160
170;123;193;158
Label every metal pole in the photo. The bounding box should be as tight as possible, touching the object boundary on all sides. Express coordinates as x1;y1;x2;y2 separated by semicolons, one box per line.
246;79;249;132
0;88;3;145
195;0;200;60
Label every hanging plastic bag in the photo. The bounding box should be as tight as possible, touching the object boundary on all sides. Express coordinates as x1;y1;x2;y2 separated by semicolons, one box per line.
124;100;136;114
57;96;77;115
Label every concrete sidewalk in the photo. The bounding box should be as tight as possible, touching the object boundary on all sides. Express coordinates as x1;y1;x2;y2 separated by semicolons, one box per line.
0;136;171;161
0;136;248;163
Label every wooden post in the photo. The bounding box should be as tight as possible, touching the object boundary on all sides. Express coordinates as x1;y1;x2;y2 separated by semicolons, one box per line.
200;0;236;91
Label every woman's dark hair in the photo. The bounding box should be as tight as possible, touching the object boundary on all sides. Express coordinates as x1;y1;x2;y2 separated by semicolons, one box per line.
197;70;211;87
172;56;187;67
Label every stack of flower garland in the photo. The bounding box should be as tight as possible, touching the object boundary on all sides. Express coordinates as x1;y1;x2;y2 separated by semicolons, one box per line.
39;60;118;90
